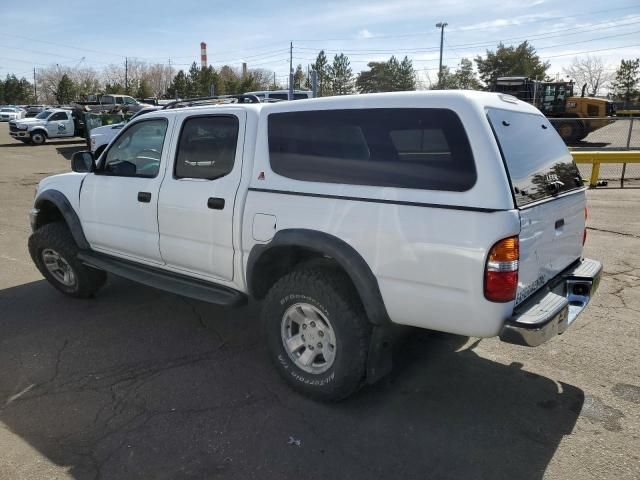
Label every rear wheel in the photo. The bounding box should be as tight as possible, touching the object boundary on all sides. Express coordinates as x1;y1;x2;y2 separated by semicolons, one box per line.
30;131;46;145
555;121;583;144
29;222;106;298
263;268;371;401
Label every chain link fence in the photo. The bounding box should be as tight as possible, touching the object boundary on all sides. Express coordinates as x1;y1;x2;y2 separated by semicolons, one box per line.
548;117;640;187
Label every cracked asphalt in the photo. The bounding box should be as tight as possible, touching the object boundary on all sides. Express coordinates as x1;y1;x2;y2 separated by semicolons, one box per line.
0;130;639;480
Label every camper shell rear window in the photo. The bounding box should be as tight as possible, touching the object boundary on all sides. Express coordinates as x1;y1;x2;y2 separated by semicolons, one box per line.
487;108;583;207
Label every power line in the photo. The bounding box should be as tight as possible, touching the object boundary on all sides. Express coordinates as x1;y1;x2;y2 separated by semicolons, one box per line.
295;19;640;56
291;5;640;42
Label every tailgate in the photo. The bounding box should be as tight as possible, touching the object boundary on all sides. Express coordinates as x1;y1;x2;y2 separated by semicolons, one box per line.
486;107;586;305
517;191;585;305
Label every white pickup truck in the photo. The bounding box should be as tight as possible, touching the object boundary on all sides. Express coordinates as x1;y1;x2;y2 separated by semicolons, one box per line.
9;108;82;144
28;91;601;400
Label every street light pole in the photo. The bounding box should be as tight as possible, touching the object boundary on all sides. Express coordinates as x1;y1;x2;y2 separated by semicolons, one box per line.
436;22;448;89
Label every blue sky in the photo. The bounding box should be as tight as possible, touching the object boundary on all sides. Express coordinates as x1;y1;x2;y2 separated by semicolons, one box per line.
1;0;639;87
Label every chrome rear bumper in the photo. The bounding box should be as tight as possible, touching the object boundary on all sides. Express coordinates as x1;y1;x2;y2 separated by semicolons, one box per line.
499;258;602;347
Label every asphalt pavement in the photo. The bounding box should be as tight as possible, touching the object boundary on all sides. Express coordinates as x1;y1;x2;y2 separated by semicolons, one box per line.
0;128;638;480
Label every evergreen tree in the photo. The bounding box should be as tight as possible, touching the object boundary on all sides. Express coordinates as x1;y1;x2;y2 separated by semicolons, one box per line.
167;70;189;98
313;50;331;96
611;58;640;104
475;41;549;87
328;53;354;95
294;64;306;90
397;56;416;91
55;74;76;103
0;74;35;104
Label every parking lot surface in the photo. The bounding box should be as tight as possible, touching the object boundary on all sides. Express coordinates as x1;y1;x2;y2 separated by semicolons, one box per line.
0;129;639;479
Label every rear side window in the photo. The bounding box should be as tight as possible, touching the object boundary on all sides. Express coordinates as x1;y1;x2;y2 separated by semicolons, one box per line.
268;108;476;191
175;116;239;180
487;108;583;207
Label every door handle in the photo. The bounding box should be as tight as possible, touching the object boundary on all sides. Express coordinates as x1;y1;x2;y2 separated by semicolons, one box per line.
138;191;152;203
207;197;225;210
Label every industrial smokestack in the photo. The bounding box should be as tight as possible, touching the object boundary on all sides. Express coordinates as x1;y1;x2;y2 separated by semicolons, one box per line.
200;42;207;69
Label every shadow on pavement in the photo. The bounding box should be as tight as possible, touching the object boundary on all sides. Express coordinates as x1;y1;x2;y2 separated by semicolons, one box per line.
0;276;584;480
0;140;85;148
55;144;89;160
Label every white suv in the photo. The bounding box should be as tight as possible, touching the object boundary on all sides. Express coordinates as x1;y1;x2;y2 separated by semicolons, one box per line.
28;91;601;400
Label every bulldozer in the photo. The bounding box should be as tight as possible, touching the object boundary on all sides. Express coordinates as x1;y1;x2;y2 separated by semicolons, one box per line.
492;77;615;143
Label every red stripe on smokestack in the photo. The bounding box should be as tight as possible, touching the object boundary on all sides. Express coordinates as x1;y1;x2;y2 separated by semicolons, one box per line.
200;42;207;69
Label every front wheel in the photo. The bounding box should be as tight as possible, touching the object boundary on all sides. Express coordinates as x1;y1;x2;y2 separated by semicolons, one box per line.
263;269;371;401
28;222;106;298
30;131;46;145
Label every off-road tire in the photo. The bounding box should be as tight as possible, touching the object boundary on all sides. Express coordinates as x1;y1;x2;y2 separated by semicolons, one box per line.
30;131;46;145
263;268;371;401
28;222;106;298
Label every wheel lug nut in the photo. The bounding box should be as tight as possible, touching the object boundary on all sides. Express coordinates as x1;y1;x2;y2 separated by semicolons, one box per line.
309;345;314;350
317;342;322;349
302;324;307;329
310;321;316;328
318;331;324;337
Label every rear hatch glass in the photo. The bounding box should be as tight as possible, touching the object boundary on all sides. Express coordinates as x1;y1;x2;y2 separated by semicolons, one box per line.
487;108;583;207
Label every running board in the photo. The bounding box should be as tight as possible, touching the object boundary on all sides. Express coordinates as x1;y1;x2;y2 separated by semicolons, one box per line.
77;251;247;307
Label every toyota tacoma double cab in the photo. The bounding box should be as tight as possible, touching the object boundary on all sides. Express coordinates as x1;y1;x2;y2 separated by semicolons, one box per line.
28;91;601;400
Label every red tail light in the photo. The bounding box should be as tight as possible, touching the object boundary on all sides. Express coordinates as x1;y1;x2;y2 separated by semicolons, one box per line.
484;236;519;302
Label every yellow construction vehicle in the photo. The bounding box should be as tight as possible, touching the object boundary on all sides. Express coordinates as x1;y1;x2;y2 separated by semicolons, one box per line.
493;77;615;143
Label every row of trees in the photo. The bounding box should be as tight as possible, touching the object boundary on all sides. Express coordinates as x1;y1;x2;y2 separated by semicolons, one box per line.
1;41;639;104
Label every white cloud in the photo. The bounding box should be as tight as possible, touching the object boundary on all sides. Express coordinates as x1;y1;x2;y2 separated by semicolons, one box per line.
357;29;374;39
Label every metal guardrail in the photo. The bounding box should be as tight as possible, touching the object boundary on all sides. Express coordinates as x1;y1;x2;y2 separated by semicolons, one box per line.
572;151;640;188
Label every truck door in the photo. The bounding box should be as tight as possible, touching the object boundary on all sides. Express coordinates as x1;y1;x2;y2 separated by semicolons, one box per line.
79;116;172;264
46;111;74;137
157;110;245;282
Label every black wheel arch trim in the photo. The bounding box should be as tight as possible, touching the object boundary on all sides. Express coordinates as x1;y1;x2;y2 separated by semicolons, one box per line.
34;190;90;249
247;229;390;325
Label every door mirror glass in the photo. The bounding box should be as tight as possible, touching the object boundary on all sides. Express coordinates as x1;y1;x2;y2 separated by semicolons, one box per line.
71;151;95;173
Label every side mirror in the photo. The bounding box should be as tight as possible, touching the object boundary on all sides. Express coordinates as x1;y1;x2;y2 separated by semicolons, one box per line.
71;150;95;173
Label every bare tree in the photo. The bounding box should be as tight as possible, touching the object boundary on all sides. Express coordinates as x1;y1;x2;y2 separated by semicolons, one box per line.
563;55;613;97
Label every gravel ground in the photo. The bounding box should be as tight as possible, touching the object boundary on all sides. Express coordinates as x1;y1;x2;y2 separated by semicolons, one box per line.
0;128;638;480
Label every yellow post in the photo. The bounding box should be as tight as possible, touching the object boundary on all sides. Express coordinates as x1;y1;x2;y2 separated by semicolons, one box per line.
589;162;600;188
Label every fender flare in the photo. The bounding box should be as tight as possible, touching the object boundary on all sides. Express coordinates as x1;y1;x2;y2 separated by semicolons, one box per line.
247;229;390;326
28;127;48;137
34;189;89;249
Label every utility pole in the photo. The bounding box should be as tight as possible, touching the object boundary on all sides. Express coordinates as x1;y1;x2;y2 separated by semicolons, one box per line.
288;42;294;101
273;72;276;89
436;22;448;88
33;67;37;102
125;57;128;94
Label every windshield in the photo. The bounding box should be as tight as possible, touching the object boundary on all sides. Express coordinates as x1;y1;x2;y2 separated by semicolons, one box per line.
35;110;51;119
487;108;583;207
1;108;15;112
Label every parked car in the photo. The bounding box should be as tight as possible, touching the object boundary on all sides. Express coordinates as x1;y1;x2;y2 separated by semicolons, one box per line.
27;91;601;400
0;107;26;121
89;106;160;157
